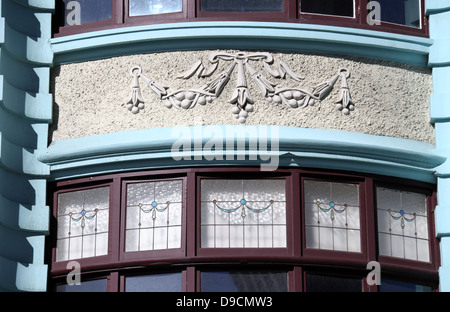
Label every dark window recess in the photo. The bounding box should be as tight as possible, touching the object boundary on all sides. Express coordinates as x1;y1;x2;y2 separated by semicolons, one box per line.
56;278;107;292
125;273;182;292
300;0;354;17
306;272;362;292
377;0;421;28
63;0;112;26
201;0;283;12
201;271;288;292
379;279;432;292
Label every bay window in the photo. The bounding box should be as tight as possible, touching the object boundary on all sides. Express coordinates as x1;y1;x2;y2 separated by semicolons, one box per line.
49;168;439;292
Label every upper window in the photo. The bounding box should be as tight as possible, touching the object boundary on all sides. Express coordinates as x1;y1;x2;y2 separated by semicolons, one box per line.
54;0;427;37
49;168;439;292
300;0;355;18
129;0;182;17
200;0;283;12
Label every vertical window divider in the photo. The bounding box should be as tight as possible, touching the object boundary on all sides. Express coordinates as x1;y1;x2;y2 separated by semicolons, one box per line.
186;171;197;258
111;178;122;262
291;171;302;257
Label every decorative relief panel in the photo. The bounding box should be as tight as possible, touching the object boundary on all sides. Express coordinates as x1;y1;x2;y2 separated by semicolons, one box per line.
50;50;434;143
126;52;353;123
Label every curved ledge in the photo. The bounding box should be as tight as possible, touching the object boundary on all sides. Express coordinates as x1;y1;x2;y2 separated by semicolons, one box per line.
0;254;47;292
38;126;444;183
426;1;450;14
50;21;432;66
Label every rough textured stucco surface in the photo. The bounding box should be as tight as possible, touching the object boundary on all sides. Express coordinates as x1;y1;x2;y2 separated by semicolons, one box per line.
50;50;434;144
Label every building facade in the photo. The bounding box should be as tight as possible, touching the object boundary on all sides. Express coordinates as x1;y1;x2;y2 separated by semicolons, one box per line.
0;0;449;292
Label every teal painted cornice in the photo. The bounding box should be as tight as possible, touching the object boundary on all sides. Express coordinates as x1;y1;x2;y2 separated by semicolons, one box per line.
39;126;444;183
50;21;432;66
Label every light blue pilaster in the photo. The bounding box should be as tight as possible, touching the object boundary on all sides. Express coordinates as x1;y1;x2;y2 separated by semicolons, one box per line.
0;0;53;291
427;0;450;292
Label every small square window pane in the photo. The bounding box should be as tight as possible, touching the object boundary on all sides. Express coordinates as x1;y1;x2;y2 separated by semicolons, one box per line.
129;0;182;16
300;0;354;17
201;0;283;12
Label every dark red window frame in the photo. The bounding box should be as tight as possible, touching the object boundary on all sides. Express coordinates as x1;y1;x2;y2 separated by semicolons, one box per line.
53;0;428;38
46;167;440;292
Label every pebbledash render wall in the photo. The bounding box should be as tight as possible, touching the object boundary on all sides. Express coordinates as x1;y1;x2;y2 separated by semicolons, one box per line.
50;51;434;144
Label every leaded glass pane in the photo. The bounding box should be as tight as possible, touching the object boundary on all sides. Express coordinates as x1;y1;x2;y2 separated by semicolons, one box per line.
304;180;361;252
125;180;183;252
376;187;429;262
200;179;287;248
129;0;182;16
56;187;110;261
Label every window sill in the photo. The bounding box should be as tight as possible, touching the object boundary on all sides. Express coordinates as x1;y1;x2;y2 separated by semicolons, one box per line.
50;21;432;66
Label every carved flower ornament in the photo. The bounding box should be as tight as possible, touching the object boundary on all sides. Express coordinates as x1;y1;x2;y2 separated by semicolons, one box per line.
125;52;353;122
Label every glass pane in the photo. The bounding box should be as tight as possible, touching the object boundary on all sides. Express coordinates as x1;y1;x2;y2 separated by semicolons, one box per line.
130;0;182;16
201;0;283;12
63;0;112;26
376;0;421;28
125;180;183;252
376;187;429;262
201;271;287;292
200;179;287;248
56;278;107;292
306;273;362;292
380;279;432;292
56;187;110;261
300;0;354;17
125;273;182;292
304;180;361;252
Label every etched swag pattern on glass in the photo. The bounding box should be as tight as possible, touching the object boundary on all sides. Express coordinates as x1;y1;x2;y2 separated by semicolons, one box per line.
56;187;110;261
200;179;287;248
125;180;183;252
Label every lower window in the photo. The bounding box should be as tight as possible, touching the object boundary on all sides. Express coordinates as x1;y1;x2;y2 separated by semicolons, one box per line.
48;168;439;292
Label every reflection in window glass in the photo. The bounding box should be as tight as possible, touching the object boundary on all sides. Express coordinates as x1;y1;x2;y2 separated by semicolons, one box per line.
125;180;183;252
304;180;361;252
201;0;283;12
56;187;110;261
376;187;429;262
300;0;354;17
376;0;421;28
306;273;362;292
380;279;432;292
125;273;182;292
129;0;182;16
201;179;287;248
201;271;287;292
56;278;107;292
63;0;112;26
